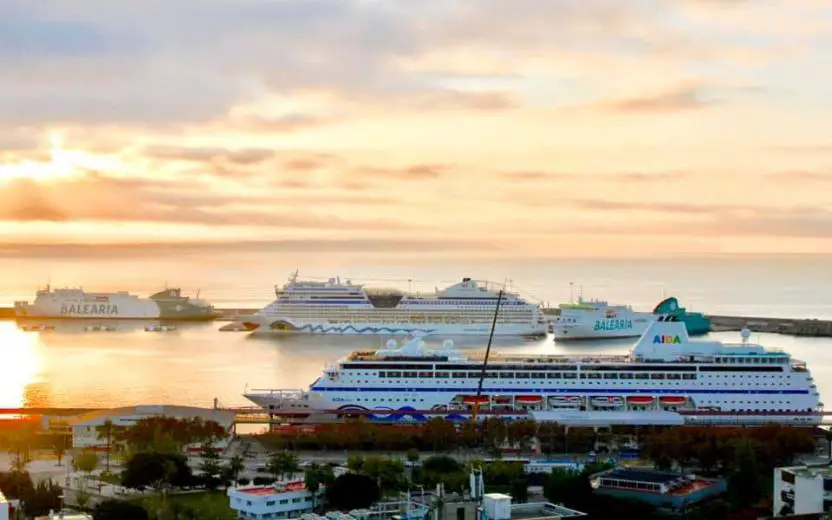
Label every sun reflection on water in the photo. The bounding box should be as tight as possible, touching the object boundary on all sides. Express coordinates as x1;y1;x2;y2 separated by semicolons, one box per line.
0;322;43;409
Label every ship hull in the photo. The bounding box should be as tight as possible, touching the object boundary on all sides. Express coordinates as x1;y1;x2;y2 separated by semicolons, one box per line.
554;312;654;340
15;292;218;321
242;316;546;336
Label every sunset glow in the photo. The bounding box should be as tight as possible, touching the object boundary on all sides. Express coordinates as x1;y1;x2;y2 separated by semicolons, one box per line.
0;0;830;257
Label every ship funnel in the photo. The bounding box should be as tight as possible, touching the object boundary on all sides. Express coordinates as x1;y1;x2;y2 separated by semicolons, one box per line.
633;316;690;351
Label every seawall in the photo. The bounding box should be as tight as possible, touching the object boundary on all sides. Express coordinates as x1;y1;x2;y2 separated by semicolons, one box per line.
4;307;831;337
541;308;832;338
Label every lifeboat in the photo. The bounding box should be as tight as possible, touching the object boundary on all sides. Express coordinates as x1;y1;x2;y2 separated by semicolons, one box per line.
627;396;654;405
591;396;623;407
516;395;543;403
659;396;687;405
462;395;489;405
493;396;512;404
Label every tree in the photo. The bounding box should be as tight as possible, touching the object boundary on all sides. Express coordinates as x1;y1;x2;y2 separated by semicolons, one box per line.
326;473;380;511
347;454;364;473
75;485;93;511
93;499;150;520
407;448;420;465
510;476;529;504
95;419;116;473
304;462;327;512
73;450;99;475
51;435;69;466
199;442;223;489
22;479;63;517
227;455;245;483
121;452;192;491
266;451;300;481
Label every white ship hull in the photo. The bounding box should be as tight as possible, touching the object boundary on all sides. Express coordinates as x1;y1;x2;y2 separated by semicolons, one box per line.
244;320;823;427
245;316;545;336
15;287;217;320
554;310;655;340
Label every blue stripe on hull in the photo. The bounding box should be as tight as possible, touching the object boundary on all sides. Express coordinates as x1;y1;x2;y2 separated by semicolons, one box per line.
312;386;810;395
295;325;438;334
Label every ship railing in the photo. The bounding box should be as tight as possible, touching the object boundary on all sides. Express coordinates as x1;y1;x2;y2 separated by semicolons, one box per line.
245;389;307;399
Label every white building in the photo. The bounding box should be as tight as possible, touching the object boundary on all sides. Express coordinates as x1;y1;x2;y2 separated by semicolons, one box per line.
773;466;832;517
51;405;236;451
227;480;326;519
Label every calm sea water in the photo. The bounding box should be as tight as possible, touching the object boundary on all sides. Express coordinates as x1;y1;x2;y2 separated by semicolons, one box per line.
0;254;830;414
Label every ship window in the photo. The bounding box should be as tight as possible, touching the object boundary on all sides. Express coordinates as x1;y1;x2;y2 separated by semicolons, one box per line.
467;372;481;379
651;373;665;380
588;373;602;379
403;371;417;378
434;372;449;378
547;373;561;379
387;371;401;378
635;374;649;380
579;374;587;379
619;373;633;379
379;372;386;378
603;373;617;379
563;373;576;379
516;373;530;379
419;372;433;378
452;372;466;378
532;373;546;379
666;374;681;380
499;373;513;379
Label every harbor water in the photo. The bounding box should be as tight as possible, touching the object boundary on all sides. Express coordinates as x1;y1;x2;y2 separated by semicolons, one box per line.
0;254;830;413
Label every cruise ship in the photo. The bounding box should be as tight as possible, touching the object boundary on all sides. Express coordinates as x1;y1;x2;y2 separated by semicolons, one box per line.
244;319;822;426
554;296;711;341
14;285;219;320
231;273;547;336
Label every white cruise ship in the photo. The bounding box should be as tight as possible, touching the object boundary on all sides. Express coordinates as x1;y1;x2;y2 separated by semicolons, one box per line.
231;273;546;336
244;318;822;426
14;285;218;321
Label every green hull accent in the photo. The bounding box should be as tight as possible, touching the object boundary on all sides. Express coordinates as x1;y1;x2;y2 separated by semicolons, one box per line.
652;296;712;336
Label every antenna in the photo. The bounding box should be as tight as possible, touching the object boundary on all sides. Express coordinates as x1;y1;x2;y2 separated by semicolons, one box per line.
569;282;574;303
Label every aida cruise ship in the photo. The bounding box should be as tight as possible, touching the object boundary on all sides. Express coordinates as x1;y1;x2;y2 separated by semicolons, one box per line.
244;318;822;426
232;272;546;336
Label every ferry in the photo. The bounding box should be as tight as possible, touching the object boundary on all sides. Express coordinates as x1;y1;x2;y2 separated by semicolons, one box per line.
15;286;219;321
554;296;711;341
244;319;822;425
230;272;546;336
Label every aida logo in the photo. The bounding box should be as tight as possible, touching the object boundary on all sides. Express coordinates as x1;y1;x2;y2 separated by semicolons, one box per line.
653;335;682;344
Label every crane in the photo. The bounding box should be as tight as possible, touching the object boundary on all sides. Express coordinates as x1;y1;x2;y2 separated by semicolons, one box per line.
470;289;504;423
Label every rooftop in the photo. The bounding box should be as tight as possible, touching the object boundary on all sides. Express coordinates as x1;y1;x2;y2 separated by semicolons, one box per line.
781;465;832;479
510;502;587;519
599;468;683;485
234;481;311;496
58;404;236;429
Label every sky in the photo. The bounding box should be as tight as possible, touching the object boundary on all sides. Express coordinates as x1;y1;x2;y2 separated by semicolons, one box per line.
1;0;832;258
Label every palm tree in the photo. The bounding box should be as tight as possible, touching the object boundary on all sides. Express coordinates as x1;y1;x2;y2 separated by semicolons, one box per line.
52;435;68;466
304;463;323;512
95;419;115;473
228;455;245;483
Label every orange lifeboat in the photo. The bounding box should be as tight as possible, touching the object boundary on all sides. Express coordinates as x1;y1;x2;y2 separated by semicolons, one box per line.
462;395;489;405
627;396;654;405
516;395;543;403
659;396;687;405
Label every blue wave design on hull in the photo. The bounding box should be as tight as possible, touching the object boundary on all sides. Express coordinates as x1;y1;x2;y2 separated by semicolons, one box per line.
295;324;438;334
336;405;512;423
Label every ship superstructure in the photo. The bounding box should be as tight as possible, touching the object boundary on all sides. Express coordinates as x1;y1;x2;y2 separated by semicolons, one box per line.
554;296;711;340
14;285;218;320
245;319;822;426
233;272;546;336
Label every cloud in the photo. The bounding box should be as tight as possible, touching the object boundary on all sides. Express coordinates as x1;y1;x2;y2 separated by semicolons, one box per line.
0;172;404;229
500;171;690;182
0;238;499;258
354;164;449;181
143;145;275;165
602;85;713;113
765;171;832;183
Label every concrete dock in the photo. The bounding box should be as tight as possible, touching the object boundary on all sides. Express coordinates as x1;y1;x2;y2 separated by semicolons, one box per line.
542;308;832;337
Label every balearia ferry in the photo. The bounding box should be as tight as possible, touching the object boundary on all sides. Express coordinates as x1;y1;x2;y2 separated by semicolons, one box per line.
245;318;822;426
15;285;219;320
231;272;546;336
554;296;711;341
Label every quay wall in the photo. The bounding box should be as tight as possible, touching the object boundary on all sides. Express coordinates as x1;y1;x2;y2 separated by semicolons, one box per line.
2;306;831;337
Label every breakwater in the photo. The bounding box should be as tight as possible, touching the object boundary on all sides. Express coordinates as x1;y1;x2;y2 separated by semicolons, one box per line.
542;308;832;337
3;307;831;337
